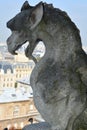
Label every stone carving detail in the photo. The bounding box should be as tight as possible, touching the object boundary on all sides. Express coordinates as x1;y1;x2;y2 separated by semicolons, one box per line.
7;1;87;130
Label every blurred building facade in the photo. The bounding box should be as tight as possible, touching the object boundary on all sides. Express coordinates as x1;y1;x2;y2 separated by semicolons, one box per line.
0;60;34;92
0;98;39;130
0;43;44;130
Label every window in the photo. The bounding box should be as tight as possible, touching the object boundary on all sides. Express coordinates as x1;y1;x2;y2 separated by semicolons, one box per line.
28;118;33;124
30;104;33;110
3;83;5;87
13;106;19;116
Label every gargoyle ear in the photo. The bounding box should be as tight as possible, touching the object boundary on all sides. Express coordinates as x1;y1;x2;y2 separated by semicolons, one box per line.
29;2;43;30
21;1;32;11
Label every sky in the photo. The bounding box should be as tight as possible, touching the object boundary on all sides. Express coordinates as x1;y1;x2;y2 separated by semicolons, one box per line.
0;0;87;49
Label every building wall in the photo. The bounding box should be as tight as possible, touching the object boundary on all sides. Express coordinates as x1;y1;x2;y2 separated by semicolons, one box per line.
0;99;39;130
14;53;29;63
15;63;32;80
0;61;34;90
0;71;15;88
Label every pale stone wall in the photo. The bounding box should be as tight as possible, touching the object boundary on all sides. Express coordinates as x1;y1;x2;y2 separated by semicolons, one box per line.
0;99;39;130
14;53;29;63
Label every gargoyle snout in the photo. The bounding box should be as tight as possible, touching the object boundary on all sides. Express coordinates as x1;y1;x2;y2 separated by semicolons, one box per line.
7;19;14;30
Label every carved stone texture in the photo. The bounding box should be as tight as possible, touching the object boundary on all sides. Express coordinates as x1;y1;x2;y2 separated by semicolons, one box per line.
7;1;87;130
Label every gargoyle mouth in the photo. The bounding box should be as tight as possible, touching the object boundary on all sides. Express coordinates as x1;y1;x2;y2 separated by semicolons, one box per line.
8;40;27;55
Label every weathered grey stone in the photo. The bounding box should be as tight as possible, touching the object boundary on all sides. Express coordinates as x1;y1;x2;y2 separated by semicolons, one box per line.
22;122;51;130
6;1;87;130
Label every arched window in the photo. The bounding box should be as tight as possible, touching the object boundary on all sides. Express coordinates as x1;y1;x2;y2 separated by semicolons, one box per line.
28;118;33;124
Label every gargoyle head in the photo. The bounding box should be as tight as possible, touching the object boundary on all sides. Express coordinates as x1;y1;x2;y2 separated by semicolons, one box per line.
6;1;43;55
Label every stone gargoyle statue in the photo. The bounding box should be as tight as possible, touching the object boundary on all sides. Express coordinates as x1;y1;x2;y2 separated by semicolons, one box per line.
6;1;87;130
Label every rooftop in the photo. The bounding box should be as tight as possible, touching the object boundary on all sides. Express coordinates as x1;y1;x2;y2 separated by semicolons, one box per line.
0;87;33;103
0;61;13;73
